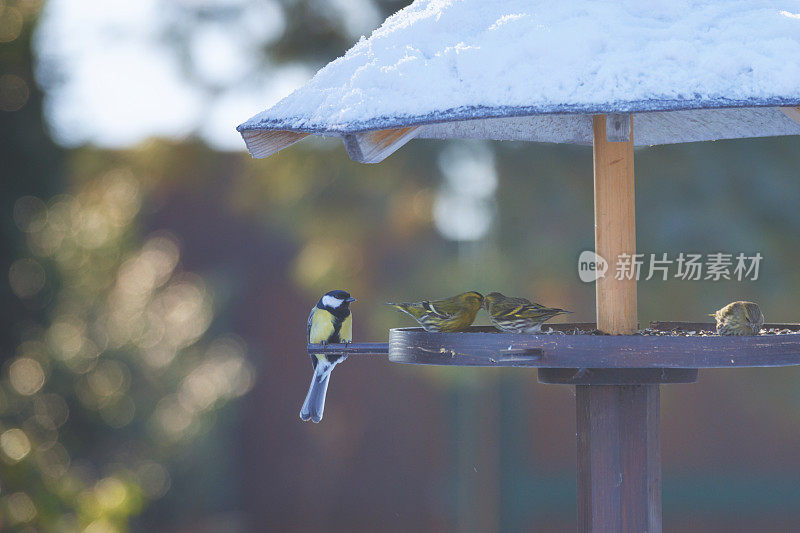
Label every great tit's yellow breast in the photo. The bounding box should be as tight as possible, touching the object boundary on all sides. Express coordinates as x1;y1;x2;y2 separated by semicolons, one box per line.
340;314;353;343
309;308;336;343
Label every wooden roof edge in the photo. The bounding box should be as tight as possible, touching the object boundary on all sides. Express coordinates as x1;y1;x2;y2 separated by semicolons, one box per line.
241;130;310;158
239;126;421;162
342;126;420;163
780;106;800;126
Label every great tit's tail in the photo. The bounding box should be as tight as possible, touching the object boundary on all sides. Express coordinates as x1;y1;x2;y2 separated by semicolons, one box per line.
300;360;333;423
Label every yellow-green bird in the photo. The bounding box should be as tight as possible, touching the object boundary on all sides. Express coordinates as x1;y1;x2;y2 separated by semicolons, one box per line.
711;301;764;336
484;291;570;333
387;291;484;332
301;289;355;423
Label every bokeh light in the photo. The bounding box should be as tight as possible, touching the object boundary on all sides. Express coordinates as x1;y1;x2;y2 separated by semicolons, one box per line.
0;5;23;43
94;477;128;511
34;441;70;479
1;428;32;462
6;492;37;525
136;461;170;499
9;258;46;299
33;393;69;429
0;73;29;111
9;357;45;395
433;142;498;242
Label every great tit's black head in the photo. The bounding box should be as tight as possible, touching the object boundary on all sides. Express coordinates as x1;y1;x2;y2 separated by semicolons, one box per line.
319;289;356;310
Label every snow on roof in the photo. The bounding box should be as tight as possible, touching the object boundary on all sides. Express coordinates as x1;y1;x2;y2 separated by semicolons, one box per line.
238;0;800;159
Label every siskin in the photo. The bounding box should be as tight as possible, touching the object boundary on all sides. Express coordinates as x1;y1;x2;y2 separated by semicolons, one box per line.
483;291;570;333
387;291;484;332
711;301;764;336
301;289;356;423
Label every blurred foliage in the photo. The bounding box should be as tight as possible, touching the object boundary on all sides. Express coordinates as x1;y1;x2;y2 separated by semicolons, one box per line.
269;0;408;65
1;166;254;531
0;2;257;530
0;0;63;351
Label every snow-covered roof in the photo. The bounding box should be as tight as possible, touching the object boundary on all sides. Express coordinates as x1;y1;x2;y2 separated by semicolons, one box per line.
238;0;800;161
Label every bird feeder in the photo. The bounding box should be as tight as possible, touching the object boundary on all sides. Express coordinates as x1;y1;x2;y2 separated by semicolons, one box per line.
239;2;800;531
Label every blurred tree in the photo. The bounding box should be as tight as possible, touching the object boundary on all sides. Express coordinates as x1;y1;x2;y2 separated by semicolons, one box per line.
269;0;409;65
0;2;254;530
0;0;63;357
1;160;254;530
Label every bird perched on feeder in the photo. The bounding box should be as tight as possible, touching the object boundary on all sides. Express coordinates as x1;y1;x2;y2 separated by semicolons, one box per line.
483;291;570;333
301;289;356;423
711;301;764;336
387;291;484;332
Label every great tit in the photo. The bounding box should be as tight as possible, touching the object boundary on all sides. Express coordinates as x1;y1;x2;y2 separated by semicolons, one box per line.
387;291;483;332
300;289;356;423
710;301;763;336
483;291;570;333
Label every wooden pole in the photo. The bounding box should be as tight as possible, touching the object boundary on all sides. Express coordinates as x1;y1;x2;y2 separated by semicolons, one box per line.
593;114;637;335
577;115;661;532
576;384;661;532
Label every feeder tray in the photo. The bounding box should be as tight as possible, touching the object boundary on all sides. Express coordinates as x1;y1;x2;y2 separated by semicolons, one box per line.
309;322;800;385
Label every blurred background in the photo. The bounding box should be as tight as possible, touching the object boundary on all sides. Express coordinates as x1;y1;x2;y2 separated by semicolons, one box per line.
2;0;800;531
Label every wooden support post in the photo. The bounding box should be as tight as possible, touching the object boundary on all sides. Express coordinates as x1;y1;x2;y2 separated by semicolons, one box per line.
577;385;661;532
576;115;661;533
593;114;637;335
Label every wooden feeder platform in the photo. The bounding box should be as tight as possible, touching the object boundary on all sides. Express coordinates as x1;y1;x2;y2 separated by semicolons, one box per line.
390;322;800;370
309;322;800;380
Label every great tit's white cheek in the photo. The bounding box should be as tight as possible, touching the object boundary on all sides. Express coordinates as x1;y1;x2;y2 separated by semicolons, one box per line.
322;295;343;308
